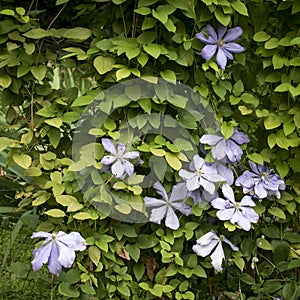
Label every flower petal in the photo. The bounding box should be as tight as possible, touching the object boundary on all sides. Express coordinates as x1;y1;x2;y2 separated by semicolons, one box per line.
205;24;218;41
111;159;125;178
217;25;227;40
216;48;227;69
222;183;235;202
223;237;239;251
179;169;196;181
211;197;228;209
212;139;226;160
48;242;62;276
117;143;126;155
123;151;139;159
254;182;268;198
31;231;52;239
153;182;168;201
101;155;117;165
144;197;166;207
56;232;86;251
149;206;167;224
240;195;256;207
223;42;245;53
165;207;180;230
186;175;200;191
216;208;235;220
195;32;216;44
200;134;223;146
57;241;76;268
31;242;52;272
123;160;134;176
172;201;193;216
210;242;224;272
193;155;205;170
223;27;243;42
200;177;216;194
201;44;218;60
102;138;116;154
170;182;187;202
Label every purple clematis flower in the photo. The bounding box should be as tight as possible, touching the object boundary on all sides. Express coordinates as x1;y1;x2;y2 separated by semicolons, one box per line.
211;183;259;231
200;127;250;163
211;159;234;185
101;138;140;178
144;182;192;230
235;161;286;199
31;231;86;276
196;24;245;69
193;230;238;272
179;155;224;194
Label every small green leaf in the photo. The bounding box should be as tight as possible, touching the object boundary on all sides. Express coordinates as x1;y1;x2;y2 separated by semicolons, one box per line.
247;153;264;165
143;44;161;59
0;74;11;88
88;246;101;265
160;70;176;84
253;31;271;42
268;207;286;220
116;68;131;81
13;153;32;169
231;1;249;16
44;209;66;218
64;27;92;40
165;152;182;170
23;28;52;39
31;65;47;81
94;56;115;75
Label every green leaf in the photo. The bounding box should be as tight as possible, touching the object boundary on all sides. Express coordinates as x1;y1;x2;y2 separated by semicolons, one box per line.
221;123;234;139
126;244;140;262
0;74;11;88
31;65;47;81
257;237;273;250
133;264;145;281
134;7;151;15
247;153;264;165
160;70;176;84
143;44;161;59
268;207;286;220
165;152;182;170
64;27;92;40
214;8;231;26
253;31;271;42
240;273;255;285
166;94;187;108
44;118;62;128
73;211;93;220
58;282;80;298
94;56;115;75
264;114;283;130
56;0;69;4
44;209;66;218
88;246;101;265
136;234;158;249
13;153;31;169
231;1;249;16
116;68;131;81
274;82;290;92
265;37;279;49
23;28;52;39
283;281;297;300
232;79;244;97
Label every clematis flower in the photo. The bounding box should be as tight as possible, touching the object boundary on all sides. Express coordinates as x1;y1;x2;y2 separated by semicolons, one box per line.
235;161;286;199
200;127;249;163
144;182;192;230
31;231;86;276
196;24;245;69
179;155;224;194
211;159;234;185
193;230;238;272
101;138;140;178
211;183;259;231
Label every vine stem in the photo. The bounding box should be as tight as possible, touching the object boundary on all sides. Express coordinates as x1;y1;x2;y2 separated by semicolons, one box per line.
51;274;55;300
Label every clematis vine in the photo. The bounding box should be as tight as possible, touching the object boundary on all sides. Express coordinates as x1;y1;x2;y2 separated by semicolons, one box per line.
144;182;192;230
196;24;245;69
211;183;259;231
235;161;286;199
101;138;140;178
200;127;250;163
193;230;238;272
179;155;224;194
31;231;86;276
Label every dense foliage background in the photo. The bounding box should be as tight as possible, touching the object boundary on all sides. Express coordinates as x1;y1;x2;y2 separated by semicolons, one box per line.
0;0;300;299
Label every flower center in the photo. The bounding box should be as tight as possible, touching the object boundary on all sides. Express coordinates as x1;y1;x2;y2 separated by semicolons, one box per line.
197;170;203;176
261;172;268;180
218;40;224;47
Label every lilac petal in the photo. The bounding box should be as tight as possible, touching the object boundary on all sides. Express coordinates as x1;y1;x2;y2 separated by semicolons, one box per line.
153;182;168;201
210;242;224;272
222;183;235;202
117;143;126;155
205;24;218;41
217;208;235;220
232;128;249;145
31;243;52;272
201;44;218;60
223;238;239;251
57;241;76;268
196;231;217;245
240;195;256;207
102;138;116;154
196;32;216;44
186;175;200;191
123;160;134;176
202;190;218;202
216;48;227;69
223;42;245;53
254;182;268;198
225;140;243;163
235;171;257;188
165;207;180;230
193;239;218;257
234;211;251;231
111;159;125;178
170;182;187;202
216;163;234;185
193;155;205;170
245;208;259;223
149;206;167;224
101;155;117;165
56;232;86;251
200;134;223;146
211;197;228;209
48;243;62;276
123;151;139;159
223;27;243;42
31;232;52;239
248;161;260;174
217;25;227;40
221;47;234;60
144;197;166;207
212;139;226;160
179;169;196;181
172;201;193;216
200;177;216;194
